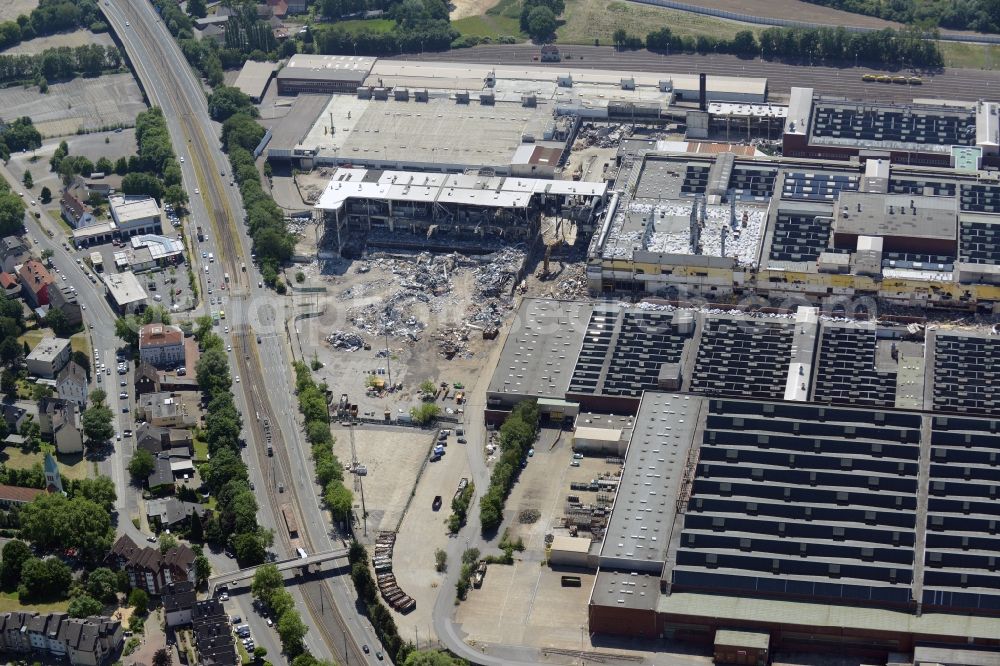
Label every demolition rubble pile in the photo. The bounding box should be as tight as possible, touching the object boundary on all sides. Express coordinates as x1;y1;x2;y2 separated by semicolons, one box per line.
333;248;527;359
574;123;633;150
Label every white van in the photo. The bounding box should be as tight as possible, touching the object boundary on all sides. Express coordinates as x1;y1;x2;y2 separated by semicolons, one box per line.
209;253;214;262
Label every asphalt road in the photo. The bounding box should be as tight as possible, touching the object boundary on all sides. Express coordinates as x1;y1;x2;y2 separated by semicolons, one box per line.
402;44;1000;102
101;2;385;662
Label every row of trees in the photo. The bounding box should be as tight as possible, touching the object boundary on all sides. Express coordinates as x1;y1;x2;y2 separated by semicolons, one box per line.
479;400;539;534
0;165;28;237
224;111;296;286
0;0;104;51
641;24;944;68
806;0;1000;34
0;45;123;87
313;20;457;56
251;564;310;657
347;541;413;663
192;323;274;564
292;363;353;525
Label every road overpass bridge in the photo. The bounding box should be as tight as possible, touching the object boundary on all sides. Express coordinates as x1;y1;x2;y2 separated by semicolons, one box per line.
209;548;350;591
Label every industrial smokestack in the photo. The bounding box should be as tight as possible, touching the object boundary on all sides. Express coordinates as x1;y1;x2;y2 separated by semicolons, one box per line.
699;73;707;111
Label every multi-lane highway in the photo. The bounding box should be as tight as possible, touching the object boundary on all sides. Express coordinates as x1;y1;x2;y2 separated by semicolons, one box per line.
403;44;1000;102
99;1;386;662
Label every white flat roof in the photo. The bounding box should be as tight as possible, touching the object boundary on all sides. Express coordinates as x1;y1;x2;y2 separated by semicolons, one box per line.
315;167;606;211
104;271;147;305
367;60;766;96
285;54;376;72
110;196;159;223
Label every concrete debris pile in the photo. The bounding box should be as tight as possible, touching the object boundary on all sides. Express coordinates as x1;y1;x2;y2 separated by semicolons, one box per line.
327;330;366;351
300;184;324;204
350;294;428;341
574;123;632;149
539;263;588;299
435;325;470;359
473;247;526;299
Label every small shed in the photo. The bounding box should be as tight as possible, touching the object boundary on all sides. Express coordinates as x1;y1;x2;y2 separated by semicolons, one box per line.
573;426;625;455
714;629;770;666
549;535;593;568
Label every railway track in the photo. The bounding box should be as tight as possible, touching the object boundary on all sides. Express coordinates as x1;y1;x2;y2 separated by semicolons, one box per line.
236;323;368;664
122;9;365;662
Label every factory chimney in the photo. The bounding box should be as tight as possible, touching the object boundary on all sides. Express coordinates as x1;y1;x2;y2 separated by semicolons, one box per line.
699;73;707;111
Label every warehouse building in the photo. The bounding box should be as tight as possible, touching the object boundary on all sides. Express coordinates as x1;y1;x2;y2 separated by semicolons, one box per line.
234;60;277;102
275;54;376;95
588;393;1000;653
589;148;1000;310
315;168;608;256
783;88;1000;168
104;271;147;313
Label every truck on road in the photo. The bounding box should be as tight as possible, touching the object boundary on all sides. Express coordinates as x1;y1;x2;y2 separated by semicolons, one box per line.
196;226;204;241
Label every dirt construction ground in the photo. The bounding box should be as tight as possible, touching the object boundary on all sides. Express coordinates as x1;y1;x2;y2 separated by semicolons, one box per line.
0;0;36;22
330;424;433;535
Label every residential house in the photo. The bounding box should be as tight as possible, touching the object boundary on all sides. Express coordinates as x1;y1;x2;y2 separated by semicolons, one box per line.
37;396;83;454
199;23;226;44
147;455;176;492
134;362;161;396
0;611;122;665
285;0;306;12
266;0;288;17
162;581;197;628
0;403;27;433
109;534;196;595
18;259;54;307
135;422;193;455
0;484;44;509
138;392;195;428
0;236;29;273
48;283;83;327
25;336;71;378
60;189;95;229
147;497;209;531
192;599;237;666
138;323;185;368
56;361;89;408
0;271;19;297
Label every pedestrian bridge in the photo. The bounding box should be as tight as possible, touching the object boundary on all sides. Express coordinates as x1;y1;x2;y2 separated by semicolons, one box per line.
208;548;349;591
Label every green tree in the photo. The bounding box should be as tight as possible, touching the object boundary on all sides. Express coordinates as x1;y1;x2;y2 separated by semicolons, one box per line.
128;448;156;482
19;557;71;600
95;156;114;173
68;592;104;617
323;482;353;523
44;306;72;336
114;316;139;347
39;186;51;203
85;567;120;604
194;552;211;584
251;563;283;605
31;382;54;401
232;531;266;564
0;192;27;236
158;532;179;554
74;476;116;512
208;86;256;122
19;494;113;563
188;0;208;18
152;649;173;666
128;588;149;614
81;401;114;444
409;403;440;424
434;549;447;573
22;170;32;188
404;650;468;666
190;510;204;541
525;5;556;40
253;646;268;661
163;184;189;210
90;388;106;404
277;610;308;656
0;539;31;590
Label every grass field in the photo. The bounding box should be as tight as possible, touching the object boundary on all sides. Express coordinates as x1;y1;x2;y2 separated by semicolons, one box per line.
553;0;760;45
0;591;69;613
940;41;1000;70
1;449;90;481
331;18;396;34
453;13;522;38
